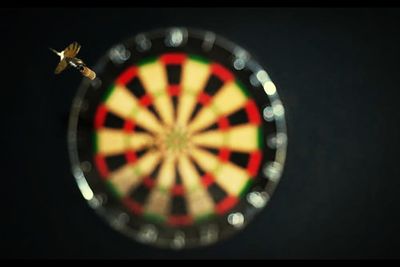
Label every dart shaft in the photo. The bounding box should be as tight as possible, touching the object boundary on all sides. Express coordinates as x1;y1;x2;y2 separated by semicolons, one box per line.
80;66;96;80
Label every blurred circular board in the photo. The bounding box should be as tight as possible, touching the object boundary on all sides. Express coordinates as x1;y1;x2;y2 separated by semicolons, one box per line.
68;28;287;249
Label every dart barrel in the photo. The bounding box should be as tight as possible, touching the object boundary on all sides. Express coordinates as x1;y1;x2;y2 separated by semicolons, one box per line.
81;66;96;80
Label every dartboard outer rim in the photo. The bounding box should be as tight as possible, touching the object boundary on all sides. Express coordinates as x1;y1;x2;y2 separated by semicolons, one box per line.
68;27;288;249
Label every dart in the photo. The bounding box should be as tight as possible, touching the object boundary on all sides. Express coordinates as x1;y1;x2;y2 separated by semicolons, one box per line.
50;42;96;80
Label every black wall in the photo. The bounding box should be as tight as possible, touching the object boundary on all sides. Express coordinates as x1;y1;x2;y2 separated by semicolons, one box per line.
2;8;400;259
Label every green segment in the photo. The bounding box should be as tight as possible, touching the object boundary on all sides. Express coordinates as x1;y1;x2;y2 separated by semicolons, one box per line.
144;212;167;224
189;54;210;64
257;127;264;148
194;212;215;224
235;80;250;97
105;180;122;199
102;85;115;102
137;56;157;66
239;180;253;198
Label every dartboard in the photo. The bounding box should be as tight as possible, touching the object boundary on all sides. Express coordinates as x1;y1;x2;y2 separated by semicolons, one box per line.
68;28;287;249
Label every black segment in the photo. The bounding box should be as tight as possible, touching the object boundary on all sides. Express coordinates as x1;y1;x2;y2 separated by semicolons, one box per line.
166;65;181;85
136;148;148;159
203;75;223;96
227;108;249;126
202;147;219;156
189;103;203;122
126;77;146;98
199;122;219;133
134;124;147;133
171;96;178;119
230;151;250;169
190;158;206;177
208;184;227;203
105;154;127;172
104;112;125;129
149;161;162;179
175;164;183;185
147;104;162;121
171;196;187;215
130;184;150;204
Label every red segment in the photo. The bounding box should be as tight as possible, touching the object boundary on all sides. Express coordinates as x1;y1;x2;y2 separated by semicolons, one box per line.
123;119;135;133
216;196;238;215
125;150;137;164
201;173;215;187
171;185;185;196
247;150;263;177
94;154;109;178
245;100;261;125
116;66;137;86
123;197;143;215
218;148;231;162
211;63;234;82
198;92;211;106
94;104;107;129
143;177;155;189
167;85;181;96
139;94;153;107
168;215;193;226
217;117;230;131
160;53;187;65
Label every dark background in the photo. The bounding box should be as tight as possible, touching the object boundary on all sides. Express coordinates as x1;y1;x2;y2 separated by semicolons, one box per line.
2;7;400;259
